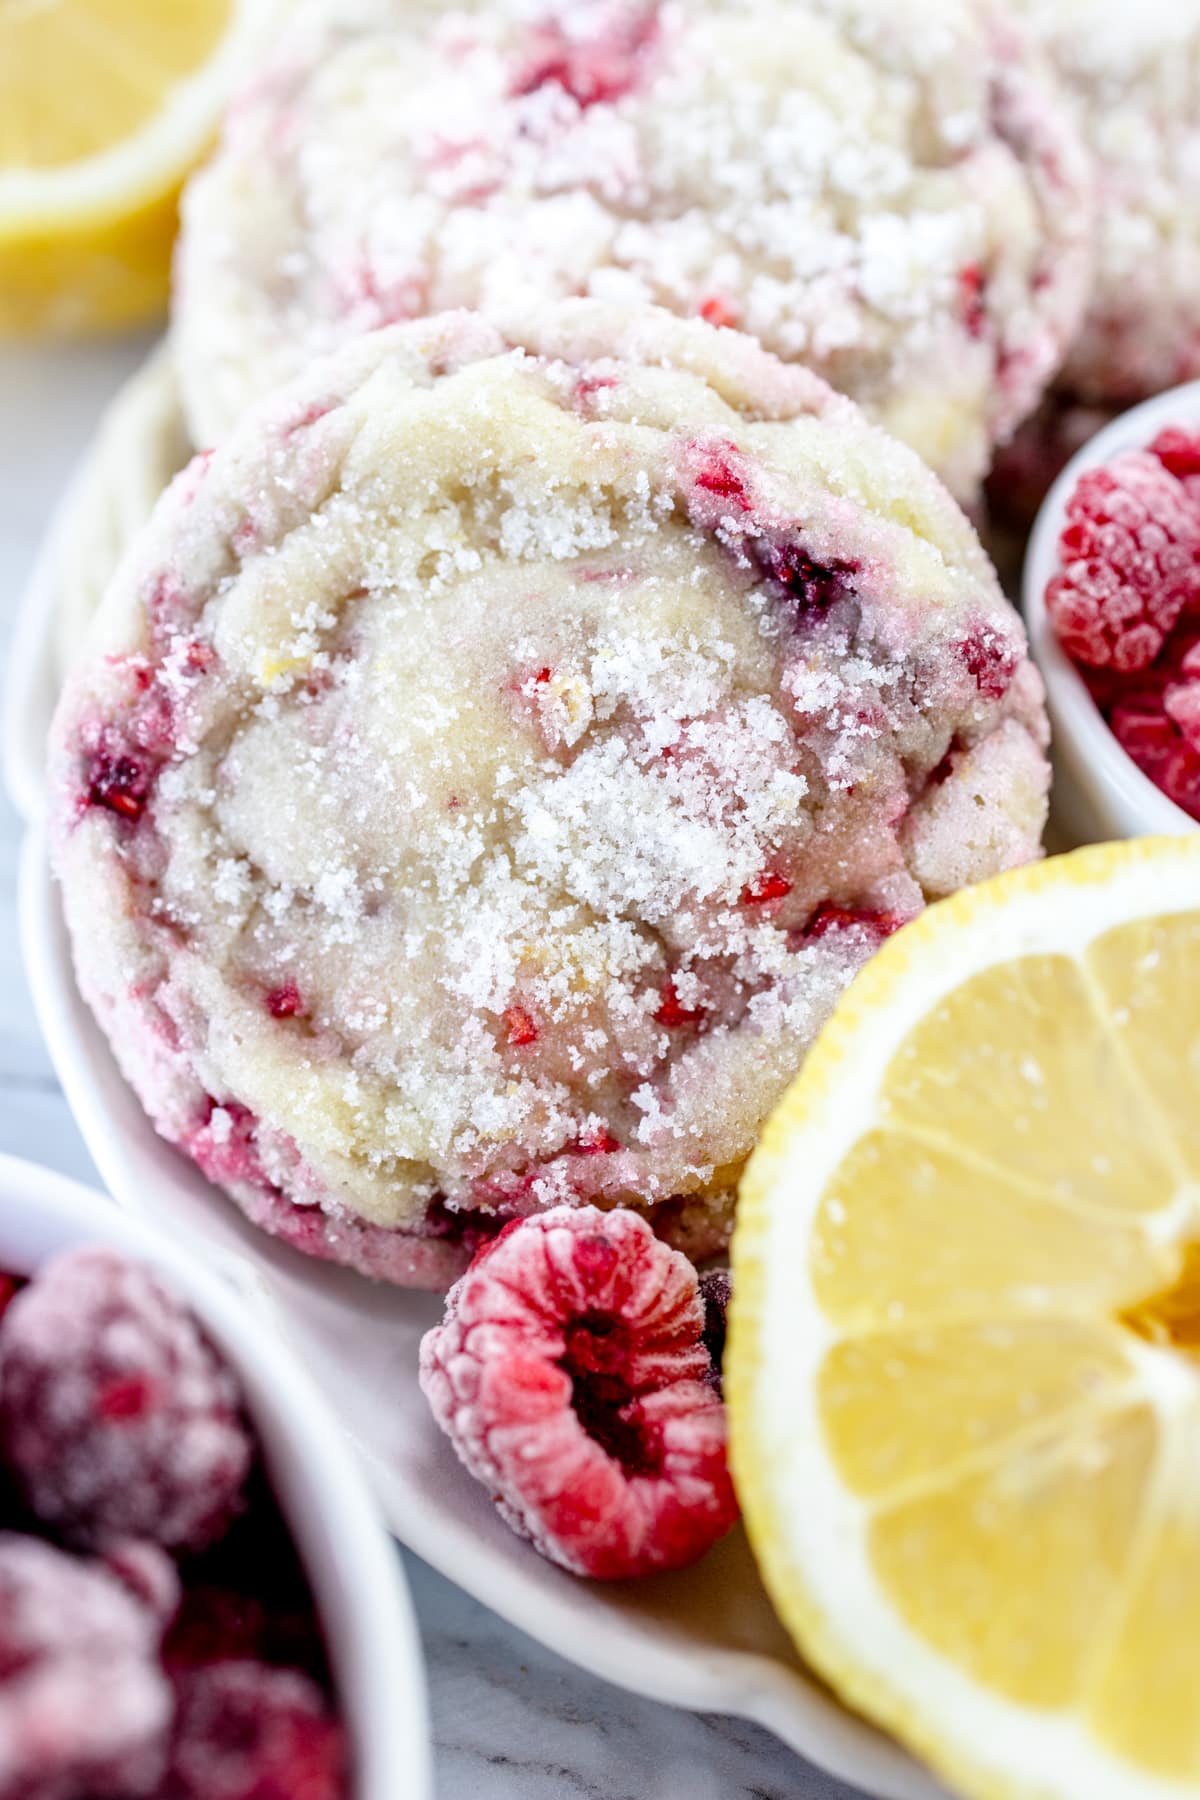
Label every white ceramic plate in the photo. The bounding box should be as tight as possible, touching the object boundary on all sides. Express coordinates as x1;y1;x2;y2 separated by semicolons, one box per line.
5;344;943;1799
2;342;187;822
0;1149;431;1800
18;820;944;1800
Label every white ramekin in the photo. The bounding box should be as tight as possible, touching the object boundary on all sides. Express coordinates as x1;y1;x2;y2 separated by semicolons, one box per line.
1024;380;1200;844
0;1151;432;1800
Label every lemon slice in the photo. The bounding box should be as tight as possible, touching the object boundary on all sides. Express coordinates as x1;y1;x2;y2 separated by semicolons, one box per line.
729;837;1200;1800
0;0;270;336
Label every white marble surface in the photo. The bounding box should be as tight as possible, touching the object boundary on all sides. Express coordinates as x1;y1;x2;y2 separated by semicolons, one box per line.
0;338;872;1800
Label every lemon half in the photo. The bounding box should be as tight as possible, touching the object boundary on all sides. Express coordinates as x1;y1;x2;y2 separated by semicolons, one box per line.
730;837;1200;1800
0;0;270;336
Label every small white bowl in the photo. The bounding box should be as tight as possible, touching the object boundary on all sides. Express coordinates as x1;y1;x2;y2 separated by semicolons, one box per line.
1024;380;1200;844
0;1151;432;1800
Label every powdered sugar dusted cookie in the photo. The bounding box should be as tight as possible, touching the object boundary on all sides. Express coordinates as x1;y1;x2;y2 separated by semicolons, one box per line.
1013;0;1200;405
51;304;1049;1285
174;0;1091;500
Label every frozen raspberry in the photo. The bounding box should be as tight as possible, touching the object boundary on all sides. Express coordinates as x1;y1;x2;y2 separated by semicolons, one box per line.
103;1540;182;1629
1045;452;1200;672
0;1276;18;1324
0;1533;171;1800
0;1248;253;1553
164;1661;347;1800
1165;680;1200;753
698;1269;731;1395
419;1206;737;1580
1109;689;1176;769
164;1588;269;1671
1150;427;1200;482
1158;742;1200;818
164;1471;330;1681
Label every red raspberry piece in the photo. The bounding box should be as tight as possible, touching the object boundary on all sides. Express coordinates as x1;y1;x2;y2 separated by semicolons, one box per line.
0;1275;18;1324
418;1206;738;1579
739;869;792;906
698;296;739;329
185;1098;273;1198
957;264;988;340
755;542;856;623
565;1126;622;1156
0;1248;253;1553
265;982;303;1020
1150;426;1200;481
1045;452;1200;672
164;1661;347;1800
803;902;904;942
691;441;751;512
653;979;705;1030
85;743;154;822
503;1004;538;1047
0;1532;171;1800
956;628;1018;700
510;10;655;108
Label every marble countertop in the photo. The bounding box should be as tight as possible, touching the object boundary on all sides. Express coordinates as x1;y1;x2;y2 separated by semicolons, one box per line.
0;338;871;1800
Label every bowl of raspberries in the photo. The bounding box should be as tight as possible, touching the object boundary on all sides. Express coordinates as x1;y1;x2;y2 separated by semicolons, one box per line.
0;1151;430;1800
1025;382;1200;843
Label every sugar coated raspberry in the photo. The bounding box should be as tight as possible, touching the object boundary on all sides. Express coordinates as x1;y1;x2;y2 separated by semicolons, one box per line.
0;1248;252;1553
1102;676;1200;823
1045;452;1200;672
165;1661;347;1800
419;1206;737;1579
102;1540;182;1629
0;1533;171;1800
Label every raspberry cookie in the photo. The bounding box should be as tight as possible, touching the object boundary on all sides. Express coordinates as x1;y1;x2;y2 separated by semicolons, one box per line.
50;304;1049;1286
174;0;1091;500
1011;0;1200;408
